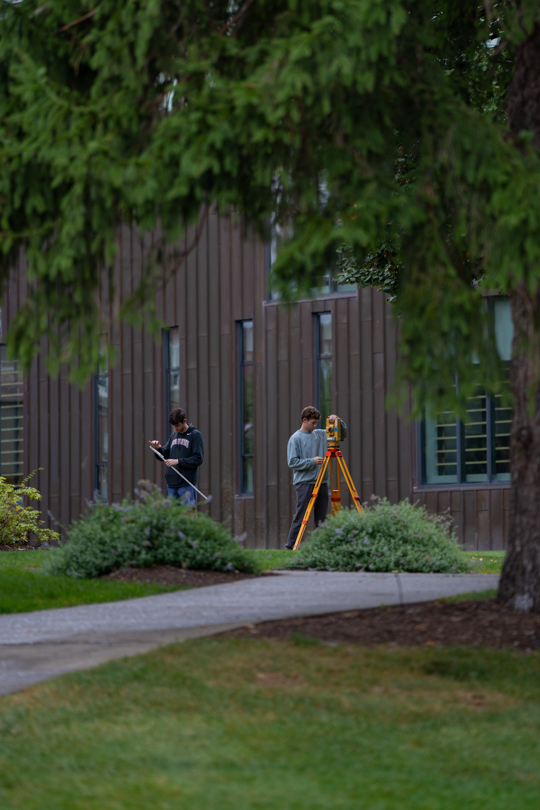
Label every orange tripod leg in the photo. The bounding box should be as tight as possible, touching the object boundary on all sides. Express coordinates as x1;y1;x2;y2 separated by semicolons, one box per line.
329;452;342;516
337;456;364;514
292;455;329;550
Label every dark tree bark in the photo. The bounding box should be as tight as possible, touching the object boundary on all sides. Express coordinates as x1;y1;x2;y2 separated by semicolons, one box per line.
498;284;540;611
498;24;540;612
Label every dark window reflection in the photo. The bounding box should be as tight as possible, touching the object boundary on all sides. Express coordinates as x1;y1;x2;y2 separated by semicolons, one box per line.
240;321;254;494
94;347;109;502
317;313;333;422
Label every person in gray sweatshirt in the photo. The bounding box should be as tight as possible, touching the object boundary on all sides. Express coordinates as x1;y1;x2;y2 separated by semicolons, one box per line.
285;405;348;549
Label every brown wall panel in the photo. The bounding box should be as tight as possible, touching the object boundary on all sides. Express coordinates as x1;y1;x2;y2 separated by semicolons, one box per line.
463;490;477;548
59;369;70;527
3;210;509;549
373;350;387;498
384;312;399;505
347;297;361;495
360;288;374;501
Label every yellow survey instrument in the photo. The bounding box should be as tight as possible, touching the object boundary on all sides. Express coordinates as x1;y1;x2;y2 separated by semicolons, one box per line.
293;417;363;550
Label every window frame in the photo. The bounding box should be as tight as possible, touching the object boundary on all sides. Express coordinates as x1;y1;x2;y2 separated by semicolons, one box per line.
93;356;109;503
238;320;254;496
315;312;333;423
265;230;357;302
0;343;24;487
417;297;513;489
164;326;180;432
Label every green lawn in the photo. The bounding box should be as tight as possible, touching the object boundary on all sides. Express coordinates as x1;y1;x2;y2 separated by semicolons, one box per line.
253;548;506;575
0;551;186;614
0;637;538;809
463;550;506;574
0;546;504;615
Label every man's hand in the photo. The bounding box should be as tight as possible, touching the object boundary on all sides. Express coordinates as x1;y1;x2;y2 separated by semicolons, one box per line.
164;458;178;467
314;456;324;466
328;414;339;422
148;440;162;449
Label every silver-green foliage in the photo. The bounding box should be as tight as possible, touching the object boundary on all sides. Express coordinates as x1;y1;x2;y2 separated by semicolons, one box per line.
295;498;468;573
47;494;256;579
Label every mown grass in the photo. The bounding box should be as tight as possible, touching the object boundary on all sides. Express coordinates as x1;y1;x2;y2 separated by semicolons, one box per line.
440;588;498;603
0;551;186;614
253;548;505;575
0;637;539;809
464;550;506;574
0;546;503;616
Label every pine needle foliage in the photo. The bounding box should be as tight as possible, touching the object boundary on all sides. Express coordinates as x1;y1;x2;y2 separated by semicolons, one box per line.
0;0;537;408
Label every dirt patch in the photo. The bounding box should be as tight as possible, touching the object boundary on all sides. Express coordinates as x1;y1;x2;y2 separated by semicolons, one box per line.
0;543;41;552
104;564;264;588
226;598;540;651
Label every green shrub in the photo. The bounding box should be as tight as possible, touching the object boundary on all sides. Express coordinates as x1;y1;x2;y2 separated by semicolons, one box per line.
0;471;59;547
46;482;257;578
294;497;469;573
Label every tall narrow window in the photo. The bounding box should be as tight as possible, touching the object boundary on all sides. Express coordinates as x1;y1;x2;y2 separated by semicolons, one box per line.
94;351;109;502
0;346;24;486
492;297;512;481
165;327;180;421
420;298;512;486
316;313;333;422
239;321;254;494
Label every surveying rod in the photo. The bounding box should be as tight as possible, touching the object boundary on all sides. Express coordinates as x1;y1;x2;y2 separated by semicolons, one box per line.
148;444;209;500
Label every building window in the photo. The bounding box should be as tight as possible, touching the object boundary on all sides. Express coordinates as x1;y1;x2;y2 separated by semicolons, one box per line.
0;346;24;486
94;351;109;502
316;313;333;423
420;298;513;486
165;327;180;423
239;321;254;494
267;224;356;300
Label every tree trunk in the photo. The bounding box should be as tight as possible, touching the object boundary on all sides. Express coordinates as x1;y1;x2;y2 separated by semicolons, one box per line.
497;24;540;612
498;285;540;611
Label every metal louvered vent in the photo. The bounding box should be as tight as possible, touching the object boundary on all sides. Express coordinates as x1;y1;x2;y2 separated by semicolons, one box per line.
0;346;24;485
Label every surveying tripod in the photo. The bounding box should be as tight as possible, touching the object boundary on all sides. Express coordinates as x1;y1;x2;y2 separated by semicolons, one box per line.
293;418;364;550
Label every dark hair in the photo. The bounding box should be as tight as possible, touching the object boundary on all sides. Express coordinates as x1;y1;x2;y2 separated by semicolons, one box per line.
301;406;321;422
169;407;187;426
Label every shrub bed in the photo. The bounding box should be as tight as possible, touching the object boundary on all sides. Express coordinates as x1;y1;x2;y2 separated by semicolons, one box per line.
47;483;257;578
294;497;469;573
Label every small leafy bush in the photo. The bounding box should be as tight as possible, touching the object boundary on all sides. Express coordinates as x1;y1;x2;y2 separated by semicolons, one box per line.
0;472;59;547
47;482;257;578
294;497;469;573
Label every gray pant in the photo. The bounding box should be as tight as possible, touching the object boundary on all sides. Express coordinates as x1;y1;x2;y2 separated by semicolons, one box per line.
286;483;328;548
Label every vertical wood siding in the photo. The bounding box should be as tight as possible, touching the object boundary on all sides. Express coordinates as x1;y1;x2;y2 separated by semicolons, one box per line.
3;211;509;548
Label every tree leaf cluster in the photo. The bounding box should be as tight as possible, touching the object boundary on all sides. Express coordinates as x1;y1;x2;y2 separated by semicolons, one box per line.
0;1;539;409
0;470;59;546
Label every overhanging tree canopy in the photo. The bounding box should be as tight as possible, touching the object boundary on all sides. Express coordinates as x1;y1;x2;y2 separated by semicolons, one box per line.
1;0;540;609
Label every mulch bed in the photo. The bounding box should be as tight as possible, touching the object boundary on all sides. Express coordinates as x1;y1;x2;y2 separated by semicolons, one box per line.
226;599;540;651
104;564;263;588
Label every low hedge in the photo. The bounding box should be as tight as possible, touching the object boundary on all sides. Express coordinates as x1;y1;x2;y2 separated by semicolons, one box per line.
47;483;257;578
294;497;469;573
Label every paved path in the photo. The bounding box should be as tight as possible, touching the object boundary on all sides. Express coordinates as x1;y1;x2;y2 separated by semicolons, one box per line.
0;571;499;697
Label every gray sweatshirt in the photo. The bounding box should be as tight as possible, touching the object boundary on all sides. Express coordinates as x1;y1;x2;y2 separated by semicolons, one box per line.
287;421;348;485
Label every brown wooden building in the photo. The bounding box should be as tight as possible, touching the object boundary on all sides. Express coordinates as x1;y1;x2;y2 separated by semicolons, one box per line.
1;210;512;549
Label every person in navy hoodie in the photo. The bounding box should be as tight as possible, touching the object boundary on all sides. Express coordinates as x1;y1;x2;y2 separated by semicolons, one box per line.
149;408;204;508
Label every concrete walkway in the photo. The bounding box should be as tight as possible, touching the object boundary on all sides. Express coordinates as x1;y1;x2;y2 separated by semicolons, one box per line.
0;571;499;697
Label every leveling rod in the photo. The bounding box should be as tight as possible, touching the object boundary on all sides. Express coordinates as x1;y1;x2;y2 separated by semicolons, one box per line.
148;444;209;500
